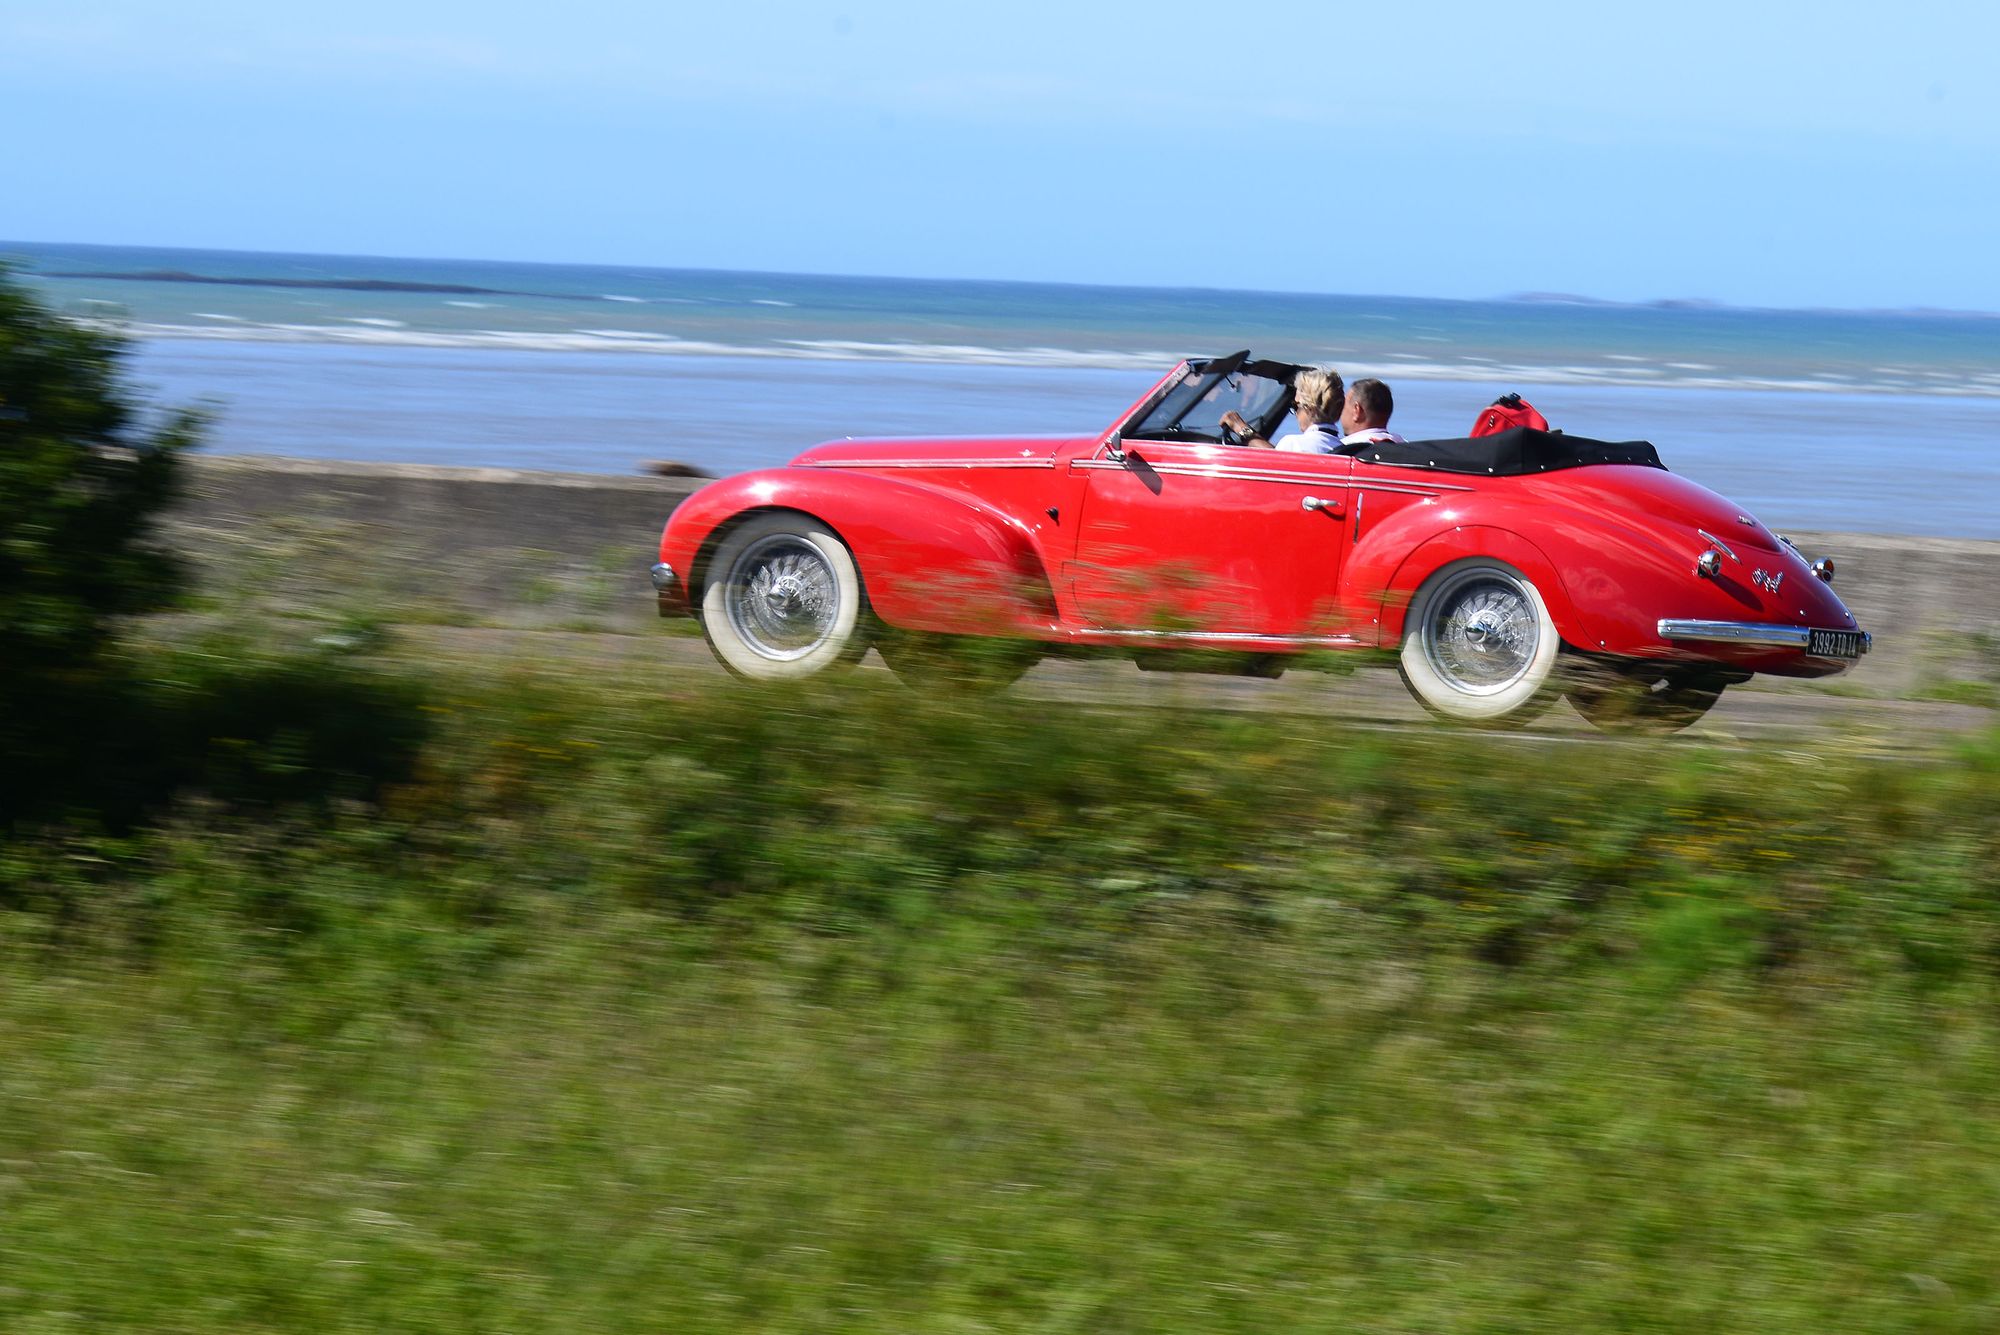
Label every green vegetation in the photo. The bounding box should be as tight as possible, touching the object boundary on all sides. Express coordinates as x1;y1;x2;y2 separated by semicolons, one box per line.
0;266;203;823
3;638;1999;1332
1918;631;2000;709
0;270;196;676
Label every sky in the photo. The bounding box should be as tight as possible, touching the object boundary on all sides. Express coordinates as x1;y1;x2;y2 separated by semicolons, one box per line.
3;0;1996;309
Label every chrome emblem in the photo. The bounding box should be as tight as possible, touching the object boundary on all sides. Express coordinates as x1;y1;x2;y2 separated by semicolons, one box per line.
1752;568;1784;594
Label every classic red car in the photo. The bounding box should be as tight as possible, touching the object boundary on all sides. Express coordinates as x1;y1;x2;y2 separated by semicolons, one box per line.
652;353;1870;730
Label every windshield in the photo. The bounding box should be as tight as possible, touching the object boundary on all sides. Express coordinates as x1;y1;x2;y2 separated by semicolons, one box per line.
1125;354;1300;444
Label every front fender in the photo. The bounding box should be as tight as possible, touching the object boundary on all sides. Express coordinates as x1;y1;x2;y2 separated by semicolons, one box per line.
660;468;1058;635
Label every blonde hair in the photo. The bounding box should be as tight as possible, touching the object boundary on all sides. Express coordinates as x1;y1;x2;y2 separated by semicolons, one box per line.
1294;366;1346;423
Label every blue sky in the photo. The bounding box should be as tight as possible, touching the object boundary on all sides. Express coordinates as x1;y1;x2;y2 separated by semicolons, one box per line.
4;0;1995;309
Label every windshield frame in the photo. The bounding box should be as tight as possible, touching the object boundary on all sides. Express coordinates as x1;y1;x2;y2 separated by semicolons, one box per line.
1120;353;1305;445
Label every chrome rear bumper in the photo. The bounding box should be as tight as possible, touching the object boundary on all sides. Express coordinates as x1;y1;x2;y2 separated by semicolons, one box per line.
1658;619;1870;657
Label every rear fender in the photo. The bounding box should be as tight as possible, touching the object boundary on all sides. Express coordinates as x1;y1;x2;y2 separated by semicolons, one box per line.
1370;525;1587;649
1517;504;1864;662
661;469;1058;635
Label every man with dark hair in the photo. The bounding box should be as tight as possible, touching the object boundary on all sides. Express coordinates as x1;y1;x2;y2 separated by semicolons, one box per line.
1339;377;1406;446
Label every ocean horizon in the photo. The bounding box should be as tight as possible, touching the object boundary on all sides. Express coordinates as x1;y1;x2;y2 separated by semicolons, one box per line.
15;239;2000;397
9;240;1999;538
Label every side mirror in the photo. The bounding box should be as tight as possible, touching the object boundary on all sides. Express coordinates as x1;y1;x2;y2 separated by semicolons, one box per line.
1103;430;1125;463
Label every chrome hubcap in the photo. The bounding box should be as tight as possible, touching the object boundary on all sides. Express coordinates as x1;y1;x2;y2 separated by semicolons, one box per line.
1424;571;1539;694
725;536;840;660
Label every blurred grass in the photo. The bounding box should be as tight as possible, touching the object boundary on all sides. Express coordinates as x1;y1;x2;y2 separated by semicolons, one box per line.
1917;631;2000;709
3;641;1999;1332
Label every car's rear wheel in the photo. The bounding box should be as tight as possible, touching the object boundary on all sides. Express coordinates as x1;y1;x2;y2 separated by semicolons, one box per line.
1397;558;1561;726
1567;666;1728;734
699;512;868;679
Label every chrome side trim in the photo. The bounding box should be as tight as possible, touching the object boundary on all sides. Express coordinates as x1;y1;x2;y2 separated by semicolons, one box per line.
1695;529;1739;563
1084;629;1366;646
805;458;1057;470
1656;619;1872;656
1072;458;1468;495
1075;459;1334;482
1336;478;1467;497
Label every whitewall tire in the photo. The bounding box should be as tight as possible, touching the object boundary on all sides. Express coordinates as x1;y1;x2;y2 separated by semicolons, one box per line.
699;512;868;680
1397;558;1561;725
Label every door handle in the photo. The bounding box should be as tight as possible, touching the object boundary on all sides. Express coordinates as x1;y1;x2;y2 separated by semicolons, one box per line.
1301;494;1345;518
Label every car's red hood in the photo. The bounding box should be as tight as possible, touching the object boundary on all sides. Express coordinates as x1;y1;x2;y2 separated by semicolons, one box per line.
792;435;1092;468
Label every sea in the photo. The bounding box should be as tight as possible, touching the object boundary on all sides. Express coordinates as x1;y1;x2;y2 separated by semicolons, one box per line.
9;240;1999;538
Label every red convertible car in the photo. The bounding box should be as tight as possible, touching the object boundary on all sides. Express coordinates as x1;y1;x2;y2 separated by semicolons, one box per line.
652;353;1870;730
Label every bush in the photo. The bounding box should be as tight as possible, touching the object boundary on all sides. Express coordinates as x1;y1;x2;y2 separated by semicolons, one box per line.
0;266;200;696
0;272;432;827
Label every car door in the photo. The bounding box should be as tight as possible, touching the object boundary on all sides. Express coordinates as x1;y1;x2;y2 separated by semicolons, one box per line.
1066;441;1357;636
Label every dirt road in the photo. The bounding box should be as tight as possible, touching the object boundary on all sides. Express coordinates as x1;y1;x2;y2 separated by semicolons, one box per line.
404;625;1991;756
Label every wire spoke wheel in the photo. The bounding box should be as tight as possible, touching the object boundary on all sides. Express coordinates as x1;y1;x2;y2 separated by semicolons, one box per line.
700;513;867;679
726;536;841;660
1423;574;1540;694
1398;559;1560;726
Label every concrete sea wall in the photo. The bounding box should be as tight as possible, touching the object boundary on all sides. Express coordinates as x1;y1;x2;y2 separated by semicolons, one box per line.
175;455;2000;695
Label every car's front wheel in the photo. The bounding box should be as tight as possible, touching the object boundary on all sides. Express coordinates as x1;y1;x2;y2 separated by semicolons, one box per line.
1397;558;1561;726
699;512;868;679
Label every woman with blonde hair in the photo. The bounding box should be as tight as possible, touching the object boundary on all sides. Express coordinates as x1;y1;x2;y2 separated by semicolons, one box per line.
1221;366;1345;452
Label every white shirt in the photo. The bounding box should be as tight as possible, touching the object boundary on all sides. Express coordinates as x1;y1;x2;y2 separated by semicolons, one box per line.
1341;426;1407;446
1272;423;1343;454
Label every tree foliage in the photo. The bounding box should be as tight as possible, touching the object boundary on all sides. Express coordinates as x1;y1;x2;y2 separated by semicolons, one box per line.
0;266;201;691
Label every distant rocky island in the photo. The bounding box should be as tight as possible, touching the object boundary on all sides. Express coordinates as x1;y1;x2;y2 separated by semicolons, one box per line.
1508;292;1726;310
1506;291;1997;319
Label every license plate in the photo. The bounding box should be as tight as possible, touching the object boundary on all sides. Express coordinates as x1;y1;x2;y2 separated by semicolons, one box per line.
1809;629;1865;659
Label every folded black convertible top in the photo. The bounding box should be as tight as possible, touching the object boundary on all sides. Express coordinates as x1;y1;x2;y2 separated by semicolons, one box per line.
1348;426;1664;476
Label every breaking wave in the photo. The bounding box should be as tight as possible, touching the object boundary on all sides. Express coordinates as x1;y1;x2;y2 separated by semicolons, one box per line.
112;319;2000;398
